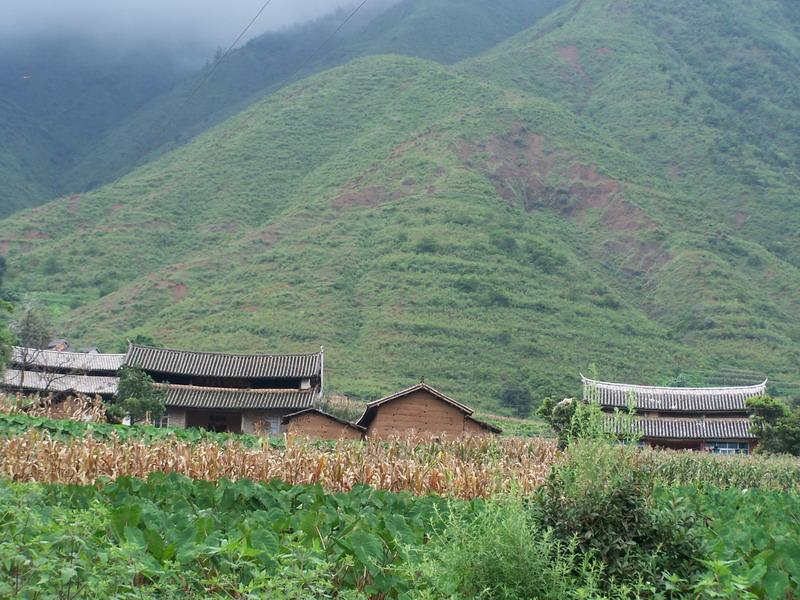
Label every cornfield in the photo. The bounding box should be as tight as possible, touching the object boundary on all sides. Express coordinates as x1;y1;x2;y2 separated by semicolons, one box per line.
0;431;558;498
0;393;107;422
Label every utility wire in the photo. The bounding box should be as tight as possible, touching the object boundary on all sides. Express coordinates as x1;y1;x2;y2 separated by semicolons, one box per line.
173;0;276;118
213;0;371;147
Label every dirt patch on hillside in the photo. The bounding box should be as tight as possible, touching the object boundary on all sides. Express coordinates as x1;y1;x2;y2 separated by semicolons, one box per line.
456;126;668;274
24;229;49;240
154;280;187;302
331;176;418;210
100;220;165;233
556;44;588;80
110;204;124;215
67;195;82;214
735;211;750;227
596;47;614;56
0;241;9;255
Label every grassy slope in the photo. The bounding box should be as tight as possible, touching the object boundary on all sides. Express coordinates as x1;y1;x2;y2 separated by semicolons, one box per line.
462;0;800;393
2;47;797;409
1;0;566;217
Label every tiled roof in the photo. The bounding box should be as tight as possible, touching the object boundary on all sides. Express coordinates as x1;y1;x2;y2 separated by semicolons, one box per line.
11;347;125;373
282;408;366;431
605;415;757;440
3;369;119;396
126;344;322;379
160;384;317;410
582;375;766;413
466;416;503;434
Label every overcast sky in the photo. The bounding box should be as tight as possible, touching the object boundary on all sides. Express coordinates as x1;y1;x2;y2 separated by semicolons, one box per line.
0;0;369;49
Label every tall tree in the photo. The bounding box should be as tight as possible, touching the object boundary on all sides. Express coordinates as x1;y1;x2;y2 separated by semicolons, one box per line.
8;304;57;392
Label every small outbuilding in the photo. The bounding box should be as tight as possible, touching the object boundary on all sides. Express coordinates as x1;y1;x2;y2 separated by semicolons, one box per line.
282;408;365;440
356;382;501;438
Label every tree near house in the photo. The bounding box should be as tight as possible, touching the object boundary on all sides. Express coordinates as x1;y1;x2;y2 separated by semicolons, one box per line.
7;304;68;392
747;395;800;456
109;365;165;424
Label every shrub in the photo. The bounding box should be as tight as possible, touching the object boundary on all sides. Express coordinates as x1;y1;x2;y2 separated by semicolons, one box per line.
534;439;705;592
109;365;165;423
408;496;610;600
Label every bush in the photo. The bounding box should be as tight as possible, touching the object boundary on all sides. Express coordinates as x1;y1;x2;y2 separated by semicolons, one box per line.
408;496;611;600
534;439;705;592
109;365;165;423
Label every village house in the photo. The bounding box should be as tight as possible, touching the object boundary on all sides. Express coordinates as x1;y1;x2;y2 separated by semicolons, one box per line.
3;346;124;400
124;343;324;434
282;408;365;440
355;382;501;438
583;374;762;453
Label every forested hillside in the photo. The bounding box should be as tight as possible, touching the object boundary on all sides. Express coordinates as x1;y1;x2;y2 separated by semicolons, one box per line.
0;36;189;217
0;0;798;411
0;0;564;217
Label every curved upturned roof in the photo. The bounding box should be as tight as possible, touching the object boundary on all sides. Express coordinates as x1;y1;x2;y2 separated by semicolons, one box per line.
581;375;767;413
126;344;323;379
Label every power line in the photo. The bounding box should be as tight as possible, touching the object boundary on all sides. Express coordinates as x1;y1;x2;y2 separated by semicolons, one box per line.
173;0;276;118
212;0;371;148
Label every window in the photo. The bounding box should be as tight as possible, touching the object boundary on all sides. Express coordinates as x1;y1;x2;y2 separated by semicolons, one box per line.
152;415;169;428
706;441;749;455
268;416;281;435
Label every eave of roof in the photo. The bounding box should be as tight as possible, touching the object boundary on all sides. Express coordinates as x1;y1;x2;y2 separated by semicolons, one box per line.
3;369;119;396
126;344;323;379
11;347;125;372
282;408;366;431
160;384;317;410
605;415;757;440
466;416;503;434
356;382;474;427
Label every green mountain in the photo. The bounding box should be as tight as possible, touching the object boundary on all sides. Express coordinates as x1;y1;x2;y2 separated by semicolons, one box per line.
0;0;798;410
0;37;189;217
0;0;565;218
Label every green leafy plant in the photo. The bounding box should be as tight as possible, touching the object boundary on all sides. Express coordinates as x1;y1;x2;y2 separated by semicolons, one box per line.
109;365;166;423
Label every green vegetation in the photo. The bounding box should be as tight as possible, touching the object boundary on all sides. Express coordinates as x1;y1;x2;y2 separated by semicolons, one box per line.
109;366;166;423
1;0;800;412
0;0;565;216
0;474;455;599
2;436;799;598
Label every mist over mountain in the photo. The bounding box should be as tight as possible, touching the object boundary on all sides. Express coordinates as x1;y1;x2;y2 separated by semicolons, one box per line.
0;0;396;57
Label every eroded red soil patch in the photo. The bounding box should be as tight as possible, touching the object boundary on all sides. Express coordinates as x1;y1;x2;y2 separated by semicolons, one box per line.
596;47;614;56
0;241;9;255
154;280;188;302
67;195;82;214
24;229;49;240
456;126;668;274
556;44;588;79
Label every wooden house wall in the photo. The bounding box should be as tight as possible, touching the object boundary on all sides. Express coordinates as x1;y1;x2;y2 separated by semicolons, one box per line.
366;390;469;438
463;417;495;436
286;412;363;440
167;408;187;428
